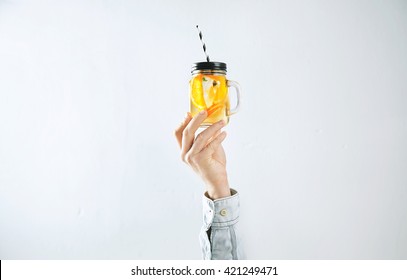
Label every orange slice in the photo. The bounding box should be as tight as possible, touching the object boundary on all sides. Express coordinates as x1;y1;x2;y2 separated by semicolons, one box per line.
207;103;223;117
190;75;206;110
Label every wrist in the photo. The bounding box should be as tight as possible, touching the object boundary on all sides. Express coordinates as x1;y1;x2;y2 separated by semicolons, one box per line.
206;181;230;200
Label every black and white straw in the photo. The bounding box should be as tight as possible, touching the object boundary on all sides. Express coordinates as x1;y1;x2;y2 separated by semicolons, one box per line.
196;25;210;62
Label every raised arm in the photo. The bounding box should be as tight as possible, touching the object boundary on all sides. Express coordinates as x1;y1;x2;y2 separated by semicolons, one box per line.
174;111;243;259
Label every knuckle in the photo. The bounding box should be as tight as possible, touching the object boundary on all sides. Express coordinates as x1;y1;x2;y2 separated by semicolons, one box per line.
181;153;187;163
182;128;190;137
186;156;192;165
185;125;197;137
185;153;197;165
195;133;204;142
183;152;191;163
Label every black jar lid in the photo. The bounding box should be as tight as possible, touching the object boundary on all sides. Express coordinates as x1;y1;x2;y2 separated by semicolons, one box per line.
191;62;227;73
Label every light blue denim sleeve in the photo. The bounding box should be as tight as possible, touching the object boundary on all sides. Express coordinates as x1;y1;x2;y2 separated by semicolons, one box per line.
199;189;244;260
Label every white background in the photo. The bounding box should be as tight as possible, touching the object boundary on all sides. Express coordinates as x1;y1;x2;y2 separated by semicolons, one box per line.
0;0;406;259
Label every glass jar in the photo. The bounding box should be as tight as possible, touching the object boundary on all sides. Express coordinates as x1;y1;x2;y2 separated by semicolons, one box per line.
190;62;241;126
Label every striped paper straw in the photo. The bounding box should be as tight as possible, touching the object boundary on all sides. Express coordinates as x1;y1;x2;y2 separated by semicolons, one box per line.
196;25;210;62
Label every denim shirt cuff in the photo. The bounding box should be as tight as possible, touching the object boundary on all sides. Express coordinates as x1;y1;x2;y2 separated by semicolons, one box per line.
202;189;239;231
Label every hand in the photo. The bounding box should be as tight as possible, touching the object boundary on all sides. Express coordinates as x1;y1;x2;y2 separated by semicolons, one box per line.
174;111;230;200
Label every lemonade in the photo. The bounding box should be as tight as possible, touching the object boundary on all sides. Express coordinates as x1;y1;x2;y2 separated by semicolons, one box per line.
190;74;230;125
189;62;240;126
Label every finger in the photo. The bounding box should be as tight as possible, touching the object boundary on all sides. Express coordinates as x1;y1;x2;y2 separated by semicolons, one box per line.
174;113;192;148
189;119;226;154
207;129;223;146
181;110;208;157
202;131;227;155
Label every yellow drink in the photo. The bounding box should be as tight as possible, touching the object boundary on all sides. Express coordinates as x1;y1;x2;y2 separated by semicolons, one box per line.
189;62;240;126
190;74;230;125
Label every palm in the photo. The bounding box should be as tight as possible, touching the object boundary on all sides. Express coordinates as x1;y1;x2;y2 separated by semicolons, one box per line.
211;144;226;167
198;142;227;189
175;111;229;198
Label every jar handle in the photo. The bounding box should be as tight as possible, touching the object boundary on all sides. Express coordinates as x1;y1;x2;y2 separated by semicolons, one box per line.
227;80;241;115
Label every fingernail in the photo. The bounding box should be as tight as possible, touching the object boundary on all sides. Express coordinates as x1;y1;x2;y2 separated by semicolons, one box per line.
218;120;225;125
199;110;207;115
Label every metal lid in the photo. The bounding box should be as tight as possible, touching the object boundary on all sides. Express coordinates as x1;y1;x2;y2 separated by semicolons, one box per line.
191;62;227;73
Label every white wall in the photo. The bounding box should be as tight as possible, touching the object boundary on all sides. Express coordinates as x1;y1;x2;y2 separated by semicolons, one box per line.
0;0;406;259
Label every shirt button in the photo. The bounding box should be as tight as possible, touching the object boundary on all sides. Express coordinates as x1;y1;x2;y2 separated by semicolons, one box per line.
220;209;227;216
